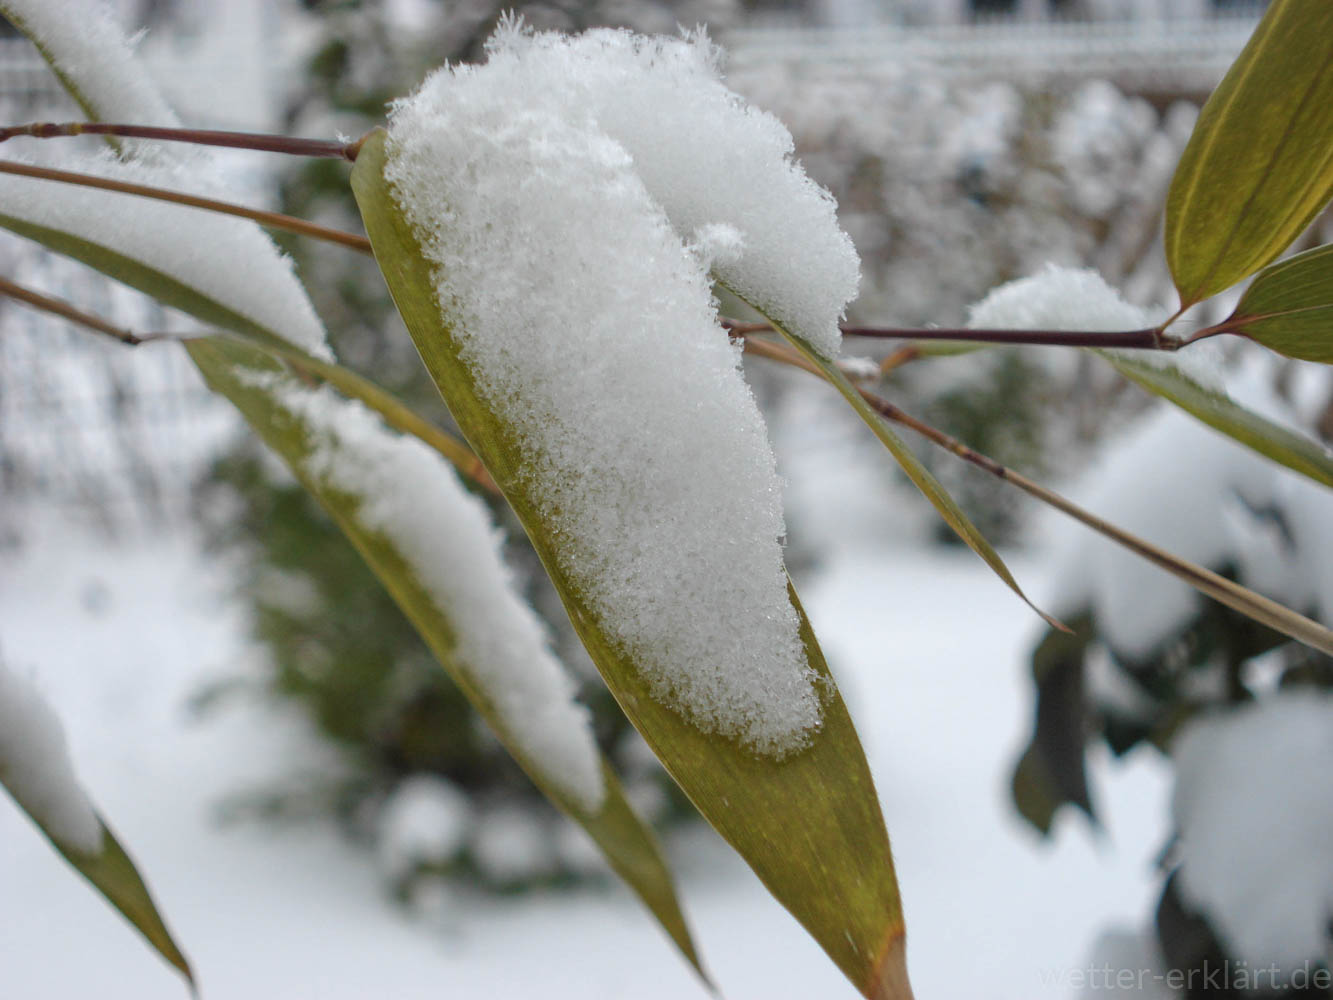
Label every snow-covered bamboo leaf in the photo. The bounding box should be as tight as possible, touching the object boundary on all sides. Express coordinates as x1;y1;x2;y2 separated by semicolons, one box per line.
185;336;703;979
1164;0;1333;306
1224;243;1333;364
352;129;910;999
0;661;193;987
0;161;332;361
0;0;178;151
1102;353;1333;489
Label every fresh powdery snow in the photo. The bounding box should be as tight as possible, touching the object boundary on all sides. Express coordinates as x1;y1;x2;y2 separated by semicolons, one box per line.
2;0;179;137
251;374;605;811
396;20;859;359
1171;691;1333;971
383;24;839;755
0;659;102;854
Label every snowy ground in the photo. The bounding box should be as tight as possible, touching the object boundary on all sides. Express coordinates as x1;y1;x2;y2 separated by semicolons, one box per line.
0;512;1168;999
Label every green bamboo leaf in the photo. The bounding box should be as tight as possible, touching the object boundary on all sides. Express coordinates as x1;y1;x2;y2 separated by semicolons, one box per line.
1164;0;1333;306
1225;243;1333;364
53;823;195;989
1102;351;1333;489
0;665;192;988
756;307;1061;631
185;335;704;982
352;130;910;1000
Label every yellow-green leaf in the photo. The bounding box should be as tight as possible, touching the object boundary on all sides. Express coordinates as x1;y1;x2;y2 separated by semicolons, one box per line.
1164;0;1333;306
1;750;192;987
1102;351;1333;489
186;335;705;981
1226;243;1333;364
351;129;910;999
53;822;194;989
757;309;1061;632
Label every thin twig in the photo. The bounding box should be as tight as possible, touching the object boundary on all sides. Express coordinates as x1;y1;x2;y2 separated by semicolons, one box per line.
0;274;180;345
0;159;373;254
722;317;1186;351
0;121;363;160
740;333;1333;656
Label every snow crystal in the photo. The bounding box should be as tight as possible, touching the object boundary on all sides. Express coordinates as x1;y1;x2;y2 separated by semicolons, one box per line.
383;25;826;755
0;151;332;360
0;660;102;854
1172;692;1333;970
3;0;178;137
400;23;859;358
377;774;472;881
250;374;605;811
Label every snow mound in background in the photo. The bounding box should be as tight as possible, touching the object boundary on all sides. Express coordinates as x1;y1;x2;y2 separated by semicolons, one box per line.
1172;692;1333;971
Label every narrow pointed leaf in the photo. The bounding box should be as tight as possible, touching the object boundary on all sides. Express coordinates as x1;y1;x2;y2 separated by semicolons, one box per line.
757;307;1060;631
186;335;705;979
1;663;192;987
0;208;311;360
1164;0;1333;305
1225;243;1333;363
352;131;910;999
49;821;195;988
1102;352;1333;489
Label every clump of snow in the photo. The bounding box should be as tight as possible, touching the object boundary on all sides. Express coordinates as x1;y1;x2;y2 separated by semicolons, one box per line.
0;151;333;361
398;21;859;358
1172;691;1333;970
376;775;473;882
0;660;102;854
3;0;179;136
966;264;1223;390
968;263;1156;334
382;24;827;755
249;374;605;812
471;804;557;884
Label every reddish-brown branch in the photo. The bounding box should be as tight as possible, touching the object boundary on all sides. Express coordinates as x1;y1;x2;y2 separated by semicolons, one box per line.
0;274;181;345
0;121;363;160
722;317;1185;351
0;158;373;254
